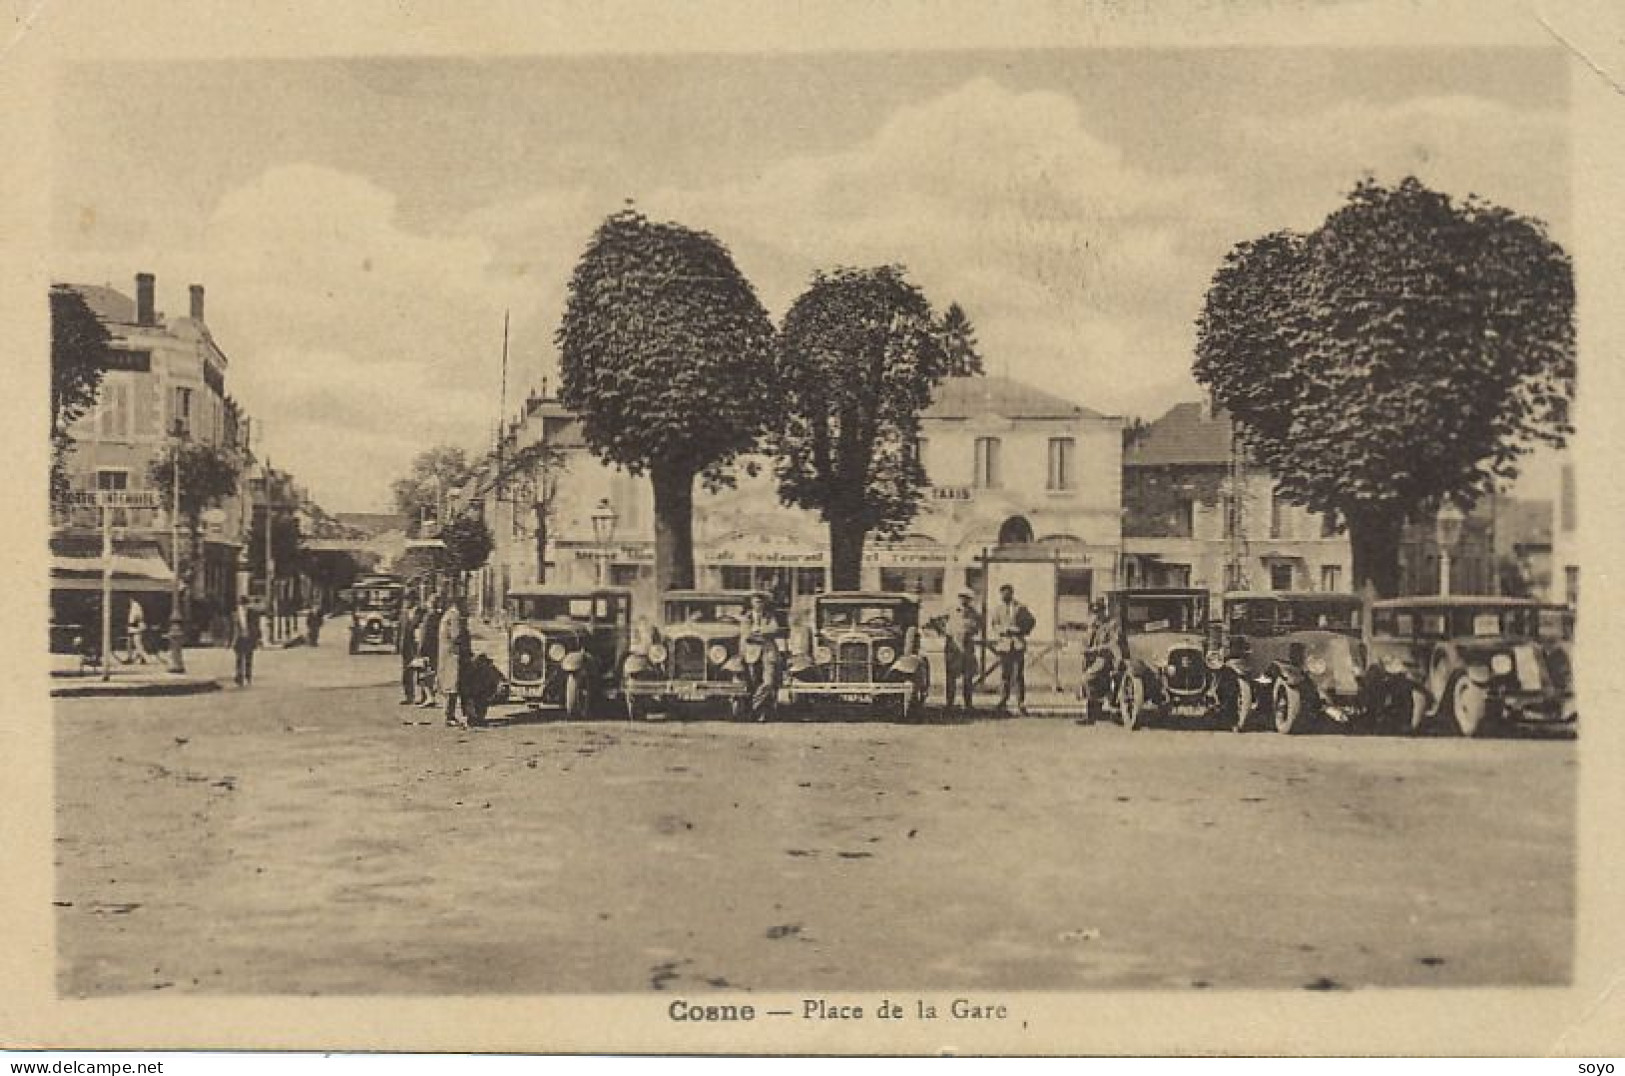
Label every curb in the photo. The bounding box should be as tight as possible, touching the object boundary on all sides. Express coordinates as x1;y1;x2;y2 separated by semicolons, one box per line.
51;678;222;699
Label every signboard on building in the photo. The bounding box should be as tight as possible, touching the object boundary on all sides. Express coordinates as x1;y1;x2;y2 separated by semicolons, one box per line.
67;490;163;509
931;485;973;502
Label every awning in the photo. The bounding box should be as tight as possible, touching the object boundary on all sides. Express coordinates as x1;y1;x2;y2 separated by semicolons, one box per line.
51;546;175;593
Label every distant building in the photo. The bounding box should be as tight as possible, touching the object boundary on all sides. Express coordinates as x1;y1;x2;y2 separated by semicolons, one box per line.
459;374;1124;627
50;274;250;642
1122;401;1351;595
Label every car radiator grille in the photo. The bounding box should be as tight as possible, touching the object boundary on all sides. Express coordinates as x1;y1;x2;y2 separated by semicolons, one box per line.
836;641;870;683
672;637;707;681
510;634;546;683
1166;650;1206;691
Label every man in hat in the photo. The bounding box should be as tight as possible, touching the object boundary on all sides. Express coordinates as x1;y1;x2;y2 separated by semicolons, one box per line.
942;587;981;713
229;595;262;687
739;591;783;721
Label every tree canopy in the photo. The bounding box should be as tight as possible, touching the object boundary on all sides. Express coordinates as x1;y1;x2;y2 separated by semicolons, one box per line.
556;207;776;592
1194;176;1574;595
391;444;476;537
49;286;111;501
147;442;242;526
440;513;495;576
771;265;963;589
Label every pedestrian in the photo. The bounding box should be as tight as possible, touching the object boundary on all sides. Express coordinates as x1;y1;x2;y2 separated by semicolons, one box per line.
989;583;1036;715
942;588;981;713
416;594;442;709
398;597;423;706
738;591;783;721
305;604;323;647
438;595;467;728
1080;599;1121;723
229;595;262;686
127;598;152;663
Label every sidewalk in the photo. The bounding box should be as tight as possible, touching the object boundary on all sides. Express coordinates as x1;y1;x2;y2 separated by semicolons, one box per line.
51;645;229;697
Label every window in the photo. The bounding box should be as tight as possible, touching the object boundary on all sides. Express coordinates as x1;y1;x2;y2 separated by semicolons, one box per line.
609;564;641;588
1270;562;1295;591
1320;511;1340;538
1320;565;1342;592
720;566;753;591
97;382;131;439
794;567;826;597
1270;493;1284;539
878;567;944;596
1220;495;1236;539
1046;437;1075;491
95;469;129;491
171;386;193;437
1174;499;1196;539
1057;568;1093;599
973;437;1001;489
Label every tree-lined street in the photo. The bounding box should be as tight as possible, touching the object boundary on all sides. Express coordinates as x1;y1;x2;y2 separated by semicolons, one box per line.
55;631;1573;996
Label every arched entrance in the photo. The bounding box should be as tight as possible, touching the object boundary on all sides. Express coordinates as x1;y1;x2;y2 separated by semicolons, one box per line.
997;515;1034;547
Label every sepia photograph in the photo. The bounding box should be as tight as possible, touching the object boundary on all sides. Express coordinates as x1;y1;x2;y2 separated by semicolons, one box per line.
6;0;1625;1059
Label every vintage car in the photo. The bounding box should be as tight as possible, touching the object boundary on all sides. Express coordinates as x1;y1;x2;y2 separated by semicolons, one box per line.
344;575;405;654
1106;588;1214;731
1219;592;1367;734
621;589;779;718
784;592;929;718
504;585;632;717
1364;596;1568;737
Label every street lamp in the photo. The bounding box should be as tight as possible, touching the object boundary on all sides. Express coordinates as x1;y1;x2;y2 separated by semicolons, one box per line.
167;420;188;674
590;497;619;586
1435;501;1466;597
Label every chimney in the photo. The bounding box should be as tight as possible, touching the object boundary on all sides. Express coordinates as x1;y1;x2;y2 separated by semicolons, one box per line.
135;272;156;326
189;284;205;322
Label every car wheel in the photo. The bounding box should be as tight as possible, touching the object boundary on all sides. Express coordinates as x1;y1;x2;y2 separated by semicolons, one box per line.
565;672;589;719
1274;680;1305;735
913;664;931;717
1450;674;1489;738
1120;673;1146;731
625;693;648;721
1231;675;1254;733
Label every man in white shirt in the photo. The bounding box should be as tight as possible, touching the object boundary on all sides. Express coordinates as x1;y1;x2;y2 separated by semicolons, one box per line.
988;584;1035;715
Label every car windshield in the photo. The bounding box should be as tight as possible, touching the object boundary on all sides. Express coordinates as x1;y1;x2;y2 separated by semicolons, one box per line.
1373;604;1536;639
1279;600;1361;631
1538;608;1572;641
1123;597;1206;633
821;603;904;629
354;588;400;609
666;600;748;624
510;595;595;622
1224;599;1276;636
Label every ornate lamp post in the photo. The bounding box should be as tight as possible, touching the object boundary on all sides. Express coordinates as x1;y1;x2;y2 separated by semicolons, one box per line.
1435;501;1466;597
590;497;619;586
167;420;188;674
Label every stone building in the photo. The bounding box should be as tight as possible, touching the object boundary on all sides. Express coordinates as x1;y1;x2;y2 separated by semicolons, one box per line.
460;374;1124;629
1121;401;1352;595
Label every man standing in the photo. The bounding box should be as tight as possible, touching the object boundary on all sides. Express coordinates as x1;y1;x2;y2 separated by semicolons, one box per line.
416;594;442;709
438;595;467;728
989;583;1035;715
127;598;152;663
229;595;262;686
739;591;783;721
305;604;323;647
398;596;423;706
942;588;981;713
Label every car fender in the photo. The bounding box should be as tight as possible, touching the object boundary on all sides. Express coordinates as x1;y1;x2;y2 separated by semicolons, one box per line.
623;653;652;677
559;651;589;674
1464;662;1494;687
891;654;924;677
722;655;746;675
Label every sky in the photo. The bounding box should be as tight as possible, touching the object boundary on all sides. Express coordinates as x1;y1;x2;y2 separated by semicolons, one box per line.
50;48;1571;513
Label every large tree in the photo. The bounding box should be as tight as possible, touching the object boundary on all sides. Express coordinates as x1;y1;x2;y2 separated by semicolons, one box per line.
148;442;243;595
1194;177;1573;596
391;445;477;537
49;286;111;501
771;266;963;590
556;208;777;593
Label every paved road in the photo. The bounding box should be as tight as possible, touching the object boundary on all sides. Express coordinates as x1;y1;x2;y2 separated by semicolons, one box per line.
53;630;1575;996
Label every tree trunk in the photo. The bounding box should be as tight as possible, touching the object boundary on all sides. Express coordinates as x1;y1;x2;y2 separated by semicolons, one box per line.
1346;507;1404;598
650;464;696;595
532;506;549;584
828;513;867;592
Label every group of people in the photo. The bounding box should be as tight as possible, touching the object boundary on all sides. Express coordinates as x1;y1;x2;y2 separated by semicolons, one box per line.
937;583;1038;716
397;593;475;727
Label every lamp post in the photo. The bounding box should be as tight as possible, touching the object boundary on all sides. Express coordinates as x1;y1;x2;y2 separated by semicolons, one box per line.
167;420;188;674
1435;501;1466;597
590;497;618;586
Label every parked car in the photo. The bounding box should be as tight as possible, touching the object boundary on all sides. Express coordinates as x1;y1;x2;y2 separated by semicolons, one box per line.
1103;588;1214;731
343;575;405;654
621;589;776;718
784;592;929;719
504;585;632;718
1219;592;1367;734
1364;596;1568;737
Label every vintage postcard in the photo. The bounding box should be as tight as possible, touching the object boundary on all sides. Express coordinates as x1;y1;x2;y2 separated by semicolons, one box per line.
3;0;1623;1058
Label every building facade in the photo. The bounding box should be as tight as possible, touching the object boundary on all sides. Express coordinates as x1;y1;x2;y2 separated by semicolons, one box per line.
461;375;1124;629
1122;402;1352;596
51;274;251;642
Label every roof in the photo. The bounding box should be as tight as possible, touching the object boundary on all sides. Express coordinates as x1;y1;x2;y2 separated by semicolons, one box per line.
507;585;633;598
1124;402;1235;467
924;375;1104;421
334;512;409;537
1223;591;1361;603
817;591;920;603
662;589;772;601
1372;596;1540;609
56;283;137;325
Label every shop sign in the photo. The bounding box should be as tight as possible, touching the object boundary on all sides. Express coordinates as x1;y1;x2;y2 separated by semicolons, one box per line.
931;486;972;502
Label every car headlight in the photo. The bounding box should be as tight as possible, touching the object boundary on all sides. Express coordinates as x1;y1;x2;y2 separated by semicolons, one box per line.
708;644;728;665
1490;653;1514;676
648;644;667;664
1205;650;1224;670
814;645;834;665
876;645;897;665
1306;655;1328;676
547;643;567;661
